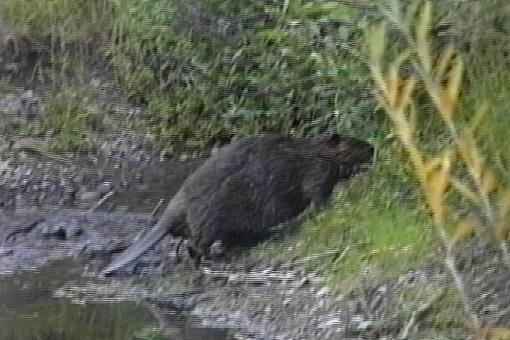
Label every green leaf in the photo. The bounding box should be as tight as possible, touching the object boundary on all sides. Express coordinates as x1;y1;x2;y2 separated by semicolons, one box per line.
302;2;352;22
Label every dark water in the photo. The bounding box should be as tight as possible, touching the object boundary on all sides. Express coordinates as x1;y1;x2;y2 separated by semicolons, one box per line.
0;263;152;340
0;262;234;340
0;157;237;340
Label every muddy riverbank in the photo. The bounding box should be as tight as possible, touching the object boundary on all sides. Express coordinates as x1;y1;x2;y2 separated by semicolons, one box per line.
0;44;507;339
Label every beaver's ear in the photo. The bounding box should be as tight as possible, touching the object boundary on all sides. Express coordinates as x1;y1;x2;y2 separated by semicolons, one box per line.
325;134;342;146
320;134;349;158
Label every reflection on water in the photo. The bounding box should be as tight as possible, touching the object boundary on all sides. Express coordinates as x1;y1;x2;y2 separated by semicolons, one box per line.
0;159;237;339
0;262;233;340
0;262;153;340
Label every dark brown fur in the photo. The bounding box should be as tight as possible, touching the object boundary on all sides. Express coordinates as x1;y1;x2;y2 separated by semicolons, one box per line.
101;134;374;275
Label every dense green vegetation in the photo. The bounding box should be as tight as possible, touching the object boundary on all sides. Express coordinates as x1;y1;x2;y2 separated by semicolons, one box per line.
3;0;510;333
3;0;381;145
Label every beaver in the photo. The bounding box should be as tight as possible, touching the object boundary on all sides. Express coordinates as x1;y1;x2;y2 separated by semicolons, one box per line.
101;134;374;275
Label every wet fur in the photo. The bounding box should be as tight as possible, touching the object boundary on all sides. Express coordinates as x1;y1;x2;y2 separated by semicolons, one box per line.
101;134;374;275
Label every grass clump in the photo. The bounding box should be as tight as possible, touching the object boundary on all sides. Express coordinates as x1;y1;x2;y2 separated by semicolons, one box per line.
255;148;436;290
25;90;105;153
3;0;379;146
4;0;112;41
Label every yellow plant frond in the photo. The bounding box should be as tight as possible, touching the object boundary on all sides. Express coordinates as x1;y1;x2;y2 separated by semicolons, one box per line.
425;155;451;226
426;82;451;123
438;91;454;124
387;68;399;107
390;108;414;144
371;66;389;102
408;101;417;137
481;169;498;194
397;77;417;113
457;134;472;168
426;149;455;176
445;57;463;112
450;177;480;205
435;45;455;81
387;51;411;108
452;217;478;244
416;1;432;72
425;156;442;175
458;131;483;179
406;144;427;181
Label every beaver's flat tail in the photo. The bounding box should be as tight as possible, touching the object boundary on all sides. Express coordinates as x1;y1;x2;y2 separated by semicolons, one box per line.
100;224;170;276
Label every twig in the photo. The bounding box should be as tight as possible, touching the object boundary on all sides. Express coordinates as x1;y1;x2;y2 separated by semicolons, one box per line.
87;190;115;213
292;249;342;265
150;199;164;219
441;238;481;331
398;288;445;339
202;268;300;284
281;245;353;269
3;218;45;244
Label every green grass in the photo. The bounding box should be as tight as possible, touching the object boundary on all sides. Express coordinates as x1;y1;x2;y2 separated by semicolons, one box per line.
3;0;379;146
3;0;111;40
253;147;437;289
23;89;106;153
